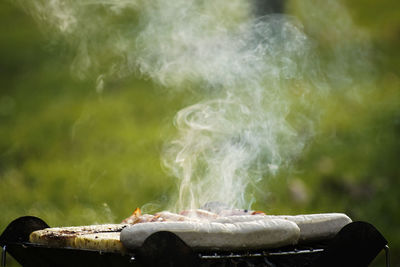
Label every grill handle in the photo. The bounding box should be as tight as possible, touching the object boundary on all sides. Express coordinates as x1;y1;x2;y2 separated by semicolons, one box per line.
310;221;388;267
0;216;49;245
0;216;49;267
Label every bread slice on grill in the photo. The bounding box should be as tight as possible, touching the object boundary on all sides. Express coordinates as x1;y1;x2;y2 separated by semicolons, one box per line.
29;228;77;248
29;224;129;252
74;232;126;253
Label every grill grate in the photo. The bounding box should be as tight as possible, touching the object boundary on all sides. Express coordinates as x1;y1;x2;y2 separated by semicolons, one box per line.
199;248;325;259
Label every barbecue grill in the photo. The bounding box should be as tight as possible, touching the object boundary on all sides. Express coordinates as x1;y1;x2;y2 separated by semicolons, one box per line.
0;216;390;267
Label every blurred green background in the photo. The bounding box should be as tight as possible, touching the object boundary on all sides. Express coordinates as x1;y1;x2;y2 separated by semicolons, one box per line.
0;0;399;266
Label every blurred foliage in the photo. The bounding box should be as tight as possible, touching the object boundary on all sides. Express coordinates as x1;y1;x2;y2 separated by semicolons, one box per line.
0;0;399;266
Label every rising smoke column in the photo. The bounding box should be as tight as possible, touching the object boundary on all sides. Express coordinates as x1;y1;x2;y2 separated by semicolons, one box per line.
137;0;323;210
13;0;371;211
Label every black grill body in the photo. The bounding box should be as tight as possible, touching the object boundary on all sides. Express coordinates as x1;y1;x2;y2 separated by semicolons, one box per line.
0;216;389;267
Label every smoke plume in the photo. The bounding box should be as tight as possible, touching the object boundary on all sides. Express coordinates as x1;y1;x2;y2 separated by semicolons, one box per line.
13;0;372;211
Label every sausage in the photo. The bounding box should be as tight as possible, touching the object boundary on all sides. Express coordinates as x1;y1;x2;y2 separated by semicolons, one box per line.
120;219;300;250
213;213;352;242
263;213;352;242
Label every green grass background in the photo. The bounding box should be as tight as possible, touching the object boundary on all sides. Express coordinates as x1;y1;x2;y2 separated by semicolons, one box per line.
1;0;399;266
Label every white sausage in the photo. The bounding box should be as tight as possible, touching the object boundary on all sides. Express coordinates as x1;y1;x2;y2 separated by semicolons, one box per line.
120;219;300;250
264;213;352;242
213;213;351;242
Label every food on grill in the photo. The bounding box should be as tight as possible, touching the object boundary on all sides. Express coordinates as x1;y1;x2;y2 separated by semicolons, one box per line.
28;208;352;253
121;208;263;224
74;232;126;253
29;224;129;252
120;218;300;250
154;211;194;221
265;213;352;242
121;207;161;224
213;213;352;242
201;201;266;216
212;214;267;223
29;228;76;248
179;209;219;219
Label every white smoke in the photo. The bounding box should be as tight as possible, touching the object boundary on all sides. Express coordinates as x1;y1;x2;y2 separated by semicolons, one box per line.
13;0;372;211
136;1;323;210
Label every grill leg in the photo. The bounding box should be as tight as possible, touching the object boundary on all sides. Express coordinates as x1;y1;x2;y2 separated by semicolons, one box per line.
1;245;6;267
385;245;390;267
